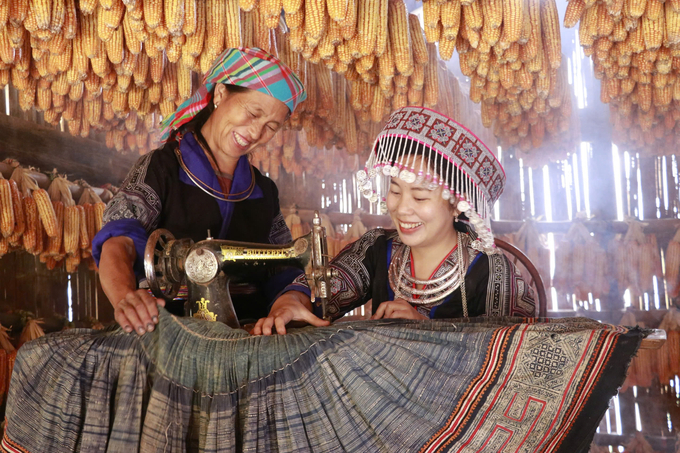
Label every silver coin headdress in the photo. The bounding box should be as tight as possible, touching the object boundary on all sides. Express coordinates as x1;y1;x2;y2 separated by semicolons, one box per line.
356;106;506;253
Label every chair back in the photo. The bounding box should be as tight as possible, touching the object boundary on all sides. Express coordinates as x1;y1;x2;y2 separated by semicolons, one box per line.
494;238;548;317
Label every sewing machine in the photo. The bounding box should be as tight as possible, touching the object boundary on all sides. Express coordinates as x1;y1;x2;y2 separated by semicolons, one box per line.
143;211;334;329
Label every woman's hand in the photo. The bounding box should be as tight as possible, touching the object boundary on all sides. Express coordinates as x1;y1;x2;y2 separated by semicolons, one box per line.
114;289;165;335
371;299;428;320
252;291;330;335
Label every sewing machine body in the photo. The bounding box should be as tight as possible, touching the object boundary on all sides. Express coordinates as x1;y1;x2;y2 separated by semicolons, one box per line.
144;212;333;329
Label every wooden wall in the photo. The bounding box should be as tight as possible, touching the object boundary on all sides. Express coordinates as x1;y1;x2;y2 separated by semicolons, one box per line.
0;251;113;328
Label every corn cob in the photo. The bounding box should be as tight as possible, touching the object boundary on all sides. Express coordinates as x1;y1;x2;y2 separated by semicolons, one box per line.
82;203;95;248
499;0;524;46
9;0;28;27
387;0;413;77
482;0;503;30
641;10;663;50
522;0;542;61
438;35;455;60
63;205;79;256
94;202;106;233
423;43;439;106
183;0;205;56
305;0;327;47
33;188;58;238
405;14;428;67
161;61;178;102
102;0;125;29
143;0;162;29
539;0;561;70
240;0;258;12
46;201;64;256
20;196;37;253
0;178;14;238
462;0;482;31
626;0;647;18
441;0;461;36
181;0;196;35
162;0;183;36
50;0;66;34
224;0;241;48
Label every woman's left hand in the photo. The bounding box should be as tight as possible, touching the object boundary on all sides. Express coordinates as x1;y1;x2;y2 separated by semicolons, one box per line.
371;299;428;320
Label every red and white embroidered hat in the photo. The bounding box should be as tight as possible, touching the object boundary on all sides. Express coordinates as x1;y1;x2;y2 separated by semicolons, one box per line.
356;106;505;223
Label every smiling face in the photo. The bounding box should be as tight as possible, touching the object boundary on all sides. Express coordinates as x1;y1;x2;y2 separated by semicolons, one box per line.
386;172;458;252
200;84;290;172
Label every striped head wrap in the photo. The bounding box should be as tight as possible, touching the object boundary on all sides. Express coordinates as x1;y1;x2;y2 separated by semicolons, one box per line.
159;47;306;142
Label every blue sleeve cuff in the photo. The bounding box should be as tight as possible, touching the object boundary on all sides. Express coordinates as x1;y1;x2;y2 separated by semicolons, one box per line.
92;219;149;281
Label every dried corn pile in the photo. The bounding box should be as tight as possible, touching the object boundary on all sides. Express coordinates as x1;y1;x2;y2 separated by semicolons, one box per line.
0;0;501;166
553;221;610;302
249;57;496;180
419;0;574;151
609;221;662;301
0;165;105;272
664;228;680;297
564;0;680;156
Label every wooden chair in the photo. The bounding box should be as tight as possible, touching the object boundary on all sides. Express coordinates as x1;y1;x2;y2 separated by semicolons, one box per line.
494;238;548;318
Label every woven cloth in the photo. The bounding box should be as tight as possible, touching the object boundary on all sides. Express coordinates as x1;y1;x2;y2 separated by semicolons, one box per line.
2;311;643;453
159;47;306;142
361;107;506;220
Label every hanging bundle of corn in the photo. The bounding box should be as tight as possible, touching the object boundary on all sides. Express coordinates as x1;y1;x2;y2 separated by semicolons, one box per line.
0;323;16;406
655;308;680;385
284;206;305;239
511;220;551;287
623;432;657;453
18;318;45;348
665;229;680;297
619;310;655;391
77;184;104;265
564;0;680;156
553;220;609;303
43;175;77;268
614;221;662;301
417;0;573;152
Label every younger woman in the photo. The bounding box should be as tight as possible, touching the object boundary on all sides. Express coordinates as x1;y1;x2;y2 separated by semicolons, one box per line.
254;106;536;334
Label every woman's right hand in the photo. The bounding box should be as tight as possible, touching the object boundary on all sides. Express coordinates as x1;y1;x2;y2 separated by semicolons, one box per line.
252;291;329;335
114;289;165;335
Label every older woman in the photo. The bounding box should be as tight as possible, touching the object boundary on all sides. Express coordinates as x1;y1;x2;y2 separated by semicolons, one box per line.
93;47;306;336
254;106;536;334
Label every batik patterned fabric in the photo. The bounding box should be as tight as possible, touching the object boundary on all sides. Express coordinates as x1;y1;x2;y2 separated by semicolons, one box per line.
159;47;306;141
361;107;505;221
2;312;644;453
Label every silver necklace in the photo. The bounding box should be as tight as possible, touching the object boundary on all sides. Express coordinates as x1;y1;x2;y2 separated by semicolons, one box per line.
388;232;469;315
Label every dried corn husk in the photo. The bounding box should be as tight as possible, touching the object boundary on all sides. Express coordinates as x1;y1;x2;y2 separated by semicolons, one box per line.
624;432;656;453
284;206;304;240
18;318;45;347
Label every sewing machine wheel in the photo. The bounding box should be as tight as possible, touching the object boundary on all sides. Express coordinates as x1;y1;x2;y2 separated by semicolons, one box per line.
144;229;181;301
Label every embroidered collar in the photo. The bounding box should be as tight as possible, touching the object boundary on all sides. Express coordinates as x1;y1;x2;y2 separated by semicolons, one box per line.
177;132;263;201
